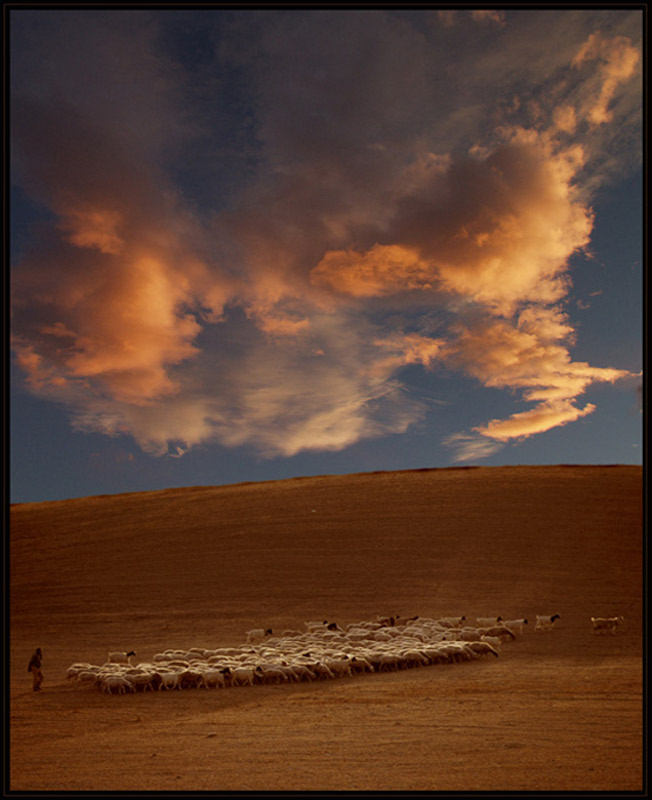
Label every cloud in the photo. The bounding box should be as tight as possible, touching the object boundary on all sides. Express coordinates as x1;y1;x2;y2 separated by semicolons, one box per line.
443;433;504;463
309;135;593;317
10;11;641;464
572;32;640;126
56;311;429;458
473;399;596;441
442;309;634;456
311;244;433;298
437;10;505;27
470;10;506;26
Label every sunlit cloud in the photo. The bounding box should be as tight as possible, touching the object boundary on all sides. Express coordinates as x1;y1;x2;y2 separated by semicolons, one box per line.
572;32;640;126
474;398;596;441
10;11;641;464
443;433;504;463
308;124;594;318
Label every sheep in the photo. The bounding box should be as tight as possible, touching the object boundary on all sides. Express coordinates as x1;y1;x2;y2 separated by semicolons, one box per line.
309;662;335;680
590;616;624;635
66;663;93;681
276;664;301;682
127;671;162;692
324;657;352;677
74;669;102;687
465;641;500;658
99;674;134;694
480;635;502;650
228;666;257;686
399;649;429;668
198;669;226;689
376;653;401;672
304;620;329;631
437;616;466;628
534;614;561;632
177;669;203;690
376;615;400;627
289;663;317;681
435;643;469;663
245;628;274;643
349;656;374;674
422;646;447;665
480;624;517;641
347;621;382;631
107;650;136;665
476;616;503;627
254;665;289;684
502;618;528;635
454;628;483;642
158;671;181;691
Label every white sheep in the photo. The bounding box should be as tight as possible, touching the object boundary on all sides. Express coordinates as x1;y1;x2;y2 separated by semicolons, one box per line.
534;614;561;632
74;668;102;687
158;671;181;691
465;641;500;658
254;665;289;684
324;657;352;677
228;666;257;686
99;674;134;694
245;628;274;643
479;624;517;641
437;616;466;628
399;649;429;668
590;615;624;635
304;620;329;631
289;663;317;681
349;656;374;674
502;618;528;635
198;669;226;689
107;650;136;665
480;635;502;650
309;662;336;679
66;663;93;681
476;616;502;627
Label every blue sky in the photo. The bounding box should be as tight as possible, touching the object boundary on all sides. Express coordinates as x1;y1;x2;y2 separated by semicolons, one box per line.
9;8;642;503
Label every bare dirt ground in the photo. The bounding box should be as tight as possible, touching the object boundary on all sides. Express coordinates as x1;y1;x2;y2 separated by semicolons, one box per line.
9;465;643;791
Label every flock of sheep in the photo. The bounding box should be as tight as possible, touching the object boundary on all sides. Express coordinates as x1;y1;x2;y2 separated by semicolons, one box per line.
63;612;589;695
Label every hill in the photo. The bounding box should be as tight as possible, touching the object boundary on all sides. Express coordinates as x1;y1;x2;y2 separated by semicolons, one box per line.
10;465;643;791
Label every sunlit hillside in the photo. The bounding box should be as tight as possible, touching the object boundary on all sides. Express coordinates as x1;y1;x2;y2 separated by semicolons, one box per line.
10;465;643;791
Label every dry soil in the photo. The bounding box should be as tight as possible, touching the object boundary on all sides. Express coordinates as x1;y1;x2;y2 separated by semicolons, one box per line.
9;465;643;791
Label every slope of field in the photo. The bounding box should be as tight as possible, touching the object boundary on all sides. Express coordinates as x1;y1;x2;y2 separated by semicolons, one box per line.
9;465;643;791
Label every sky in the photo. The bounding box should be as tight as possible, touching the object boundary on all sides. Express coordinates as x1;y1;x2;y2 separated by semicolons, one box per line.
9;7;643;504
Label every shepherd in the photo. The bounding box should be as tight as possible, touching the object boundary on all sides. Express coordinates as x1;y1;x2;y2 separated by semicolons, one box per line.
28;648;43;691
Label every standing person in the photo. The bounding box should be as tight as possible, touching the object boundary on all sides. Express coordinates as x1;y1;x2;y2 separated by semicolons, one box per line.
28;648;43;691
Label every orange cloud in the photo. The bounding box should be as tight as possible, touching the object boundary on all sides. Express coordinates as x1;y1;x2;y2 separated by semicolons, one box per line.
311;139;593;317
572;33;640;126
444;310;633;449
310;244;433;297
552;105;577;134
10;12;640;465
450;312;631;398
11;206;237;407
473;398;596;441
371;333;447;376
58;207;125;255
